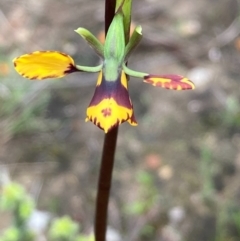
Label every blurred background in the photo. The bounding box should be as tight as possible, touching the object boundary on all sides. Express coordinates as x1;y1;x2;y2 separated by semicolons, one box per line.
1;0;240;240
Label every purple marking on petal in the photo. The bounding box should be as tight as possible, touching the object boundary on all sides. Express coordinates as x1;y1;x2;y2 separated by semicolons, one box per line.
64;64;80;74
89;72;132;109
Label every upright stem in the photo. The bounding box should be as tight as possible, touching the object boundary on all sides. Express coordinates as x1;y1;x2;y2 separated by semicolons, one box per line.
104;0;117;33
94;1;117;241
94;127;118;241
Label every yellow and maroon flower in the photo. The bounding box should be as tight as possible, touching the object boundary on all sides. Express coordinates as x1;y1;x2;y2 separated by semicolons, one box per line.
86;70;137;133
12;5;195;133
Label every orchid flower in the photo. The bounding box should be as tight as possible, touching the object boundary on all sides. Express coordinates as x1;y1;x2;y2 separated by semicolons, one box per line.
13;7;195;133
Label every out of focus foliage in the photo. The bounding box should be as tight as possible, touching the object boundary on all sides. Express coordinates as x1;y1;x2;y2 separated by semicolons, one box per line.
0;183;35;241
0;183;94;241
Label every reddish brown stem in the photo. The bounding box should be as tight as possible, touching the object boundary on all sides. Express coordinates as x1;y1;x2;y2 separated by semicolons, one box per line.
104;0;117;33
94;1;117;241
94;127;118;241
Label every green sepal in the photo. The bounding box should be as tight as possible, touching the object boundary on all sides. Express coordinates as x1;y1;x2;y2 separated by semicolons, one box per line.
124;25;142;60
103;59;119;81
116;0;132;43
76;64;102;73
104;10;125;64
122;63;147;78
115;0;124;11
75;28;104;58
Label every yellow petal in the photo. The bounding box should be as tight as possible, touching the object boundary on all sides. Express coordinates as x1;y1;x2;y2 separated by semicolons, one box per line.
13;51;78;80
86;97;136;133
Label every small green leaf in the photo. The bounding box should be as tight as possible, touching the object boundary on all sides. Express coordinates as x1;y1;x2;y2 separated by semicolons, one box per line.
0;183;25;210
76;234;95;241
18;197;34;220
1;227;20;241
125;201;147;215
48;216;79;241
124;25;142;60
75;28;104;58
136;170;153;186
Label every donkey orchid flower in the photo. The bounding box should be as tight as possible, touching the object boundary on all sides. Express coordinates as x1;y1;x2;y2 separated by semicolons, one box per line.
13;7;195;133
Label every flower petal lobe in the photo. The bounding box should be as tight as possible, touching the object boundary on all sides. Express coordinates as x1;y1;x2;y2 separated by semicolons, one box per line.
86;71;137;133
13;51;79;80
144;74;195;90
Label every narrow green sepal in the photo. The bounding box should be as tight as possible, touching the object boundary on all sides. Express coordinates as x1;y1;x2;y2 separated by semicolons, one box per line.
104;10;125;63
76;64;103;73
116;0;132;43
124;25;142;60
122;63;147;78
115;0;125;10
75;28;104;58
